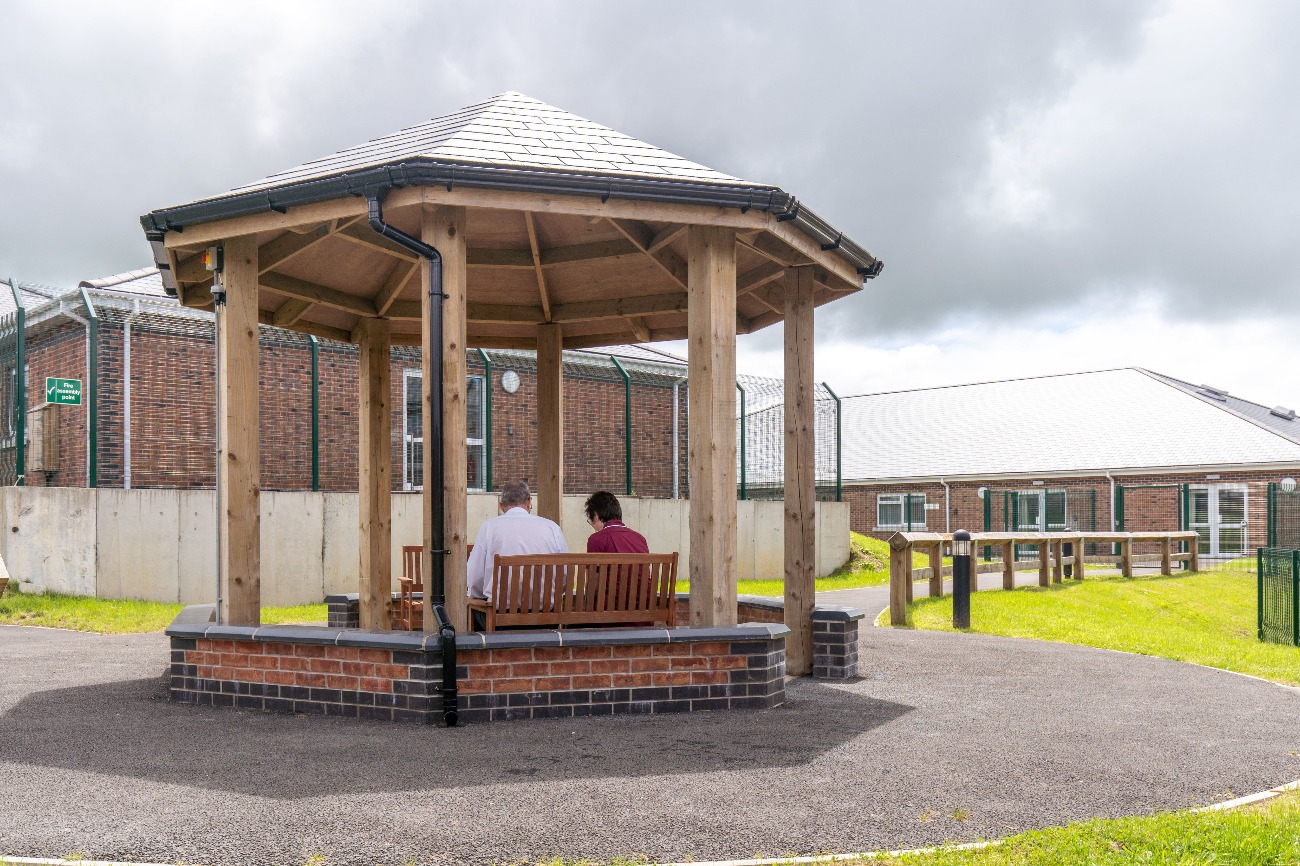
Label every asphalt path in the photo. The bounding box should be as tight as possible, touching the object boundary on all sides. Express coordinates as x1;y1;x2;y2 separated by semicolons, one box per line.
3;605;1298;865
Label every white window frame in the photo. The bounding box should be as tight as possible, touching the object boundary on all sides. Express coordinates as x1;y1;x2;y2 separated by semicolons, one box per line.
402;369;486;492
877;493;927;531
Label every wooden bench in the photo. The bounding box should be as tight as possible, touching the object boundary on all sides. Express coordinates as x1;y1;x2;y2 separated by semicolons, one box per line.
467;552;678;632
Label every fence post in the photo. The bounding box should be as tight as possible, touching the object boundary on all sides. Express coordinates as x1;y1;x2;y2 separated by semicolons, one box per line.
1051;538;1063;583
736;381;746;500
1160;536;1171;576
611;356;631;496
1002;540;1014;590
1121;536;1133;578
888;534;910;626
982;490;992;561
9;279;25;486
80;288;99;488
309;336;320;491
1268;482;1276;548
1257;547;1264;641
1292;550;1299;648
927;542;943;597
1038;539;1050;587
823;382;842;502
477;348;493;492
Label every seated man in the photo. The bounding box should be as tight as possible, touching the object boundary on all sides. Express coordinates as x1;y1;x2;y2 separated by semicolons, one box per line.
584;490;649;553
466;481;567;621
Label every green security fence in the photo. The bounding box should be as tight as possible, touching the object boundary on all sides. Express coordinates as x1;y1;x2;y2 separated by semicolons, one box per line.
1258;548;1300;646
981;487;1098;560
1266;482;1300;549
0;280;27;487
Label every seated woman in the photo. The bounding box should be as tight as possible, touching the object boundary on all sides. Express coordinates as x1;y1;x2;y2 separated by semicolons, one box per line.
584;491;649;553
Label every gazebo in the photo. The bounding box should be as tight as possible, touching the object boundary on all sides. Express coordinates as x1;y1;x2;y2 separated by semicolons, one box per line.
144;92;880;683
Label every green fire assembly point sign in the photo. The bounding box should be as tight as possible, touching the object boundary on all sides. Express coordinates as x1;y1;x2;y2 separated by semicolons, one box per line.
46;377;82;405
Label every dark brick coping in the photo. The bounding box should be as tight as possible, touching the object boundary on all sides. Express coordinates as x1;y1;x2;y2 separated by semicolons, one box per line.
166;604;789;653
674;592;866;623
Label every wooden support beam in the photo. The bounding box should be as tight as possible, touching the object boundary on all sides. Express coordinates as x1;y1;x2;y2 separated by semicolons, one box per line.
560;327;688;350
422;204;469;633
466;303;546;324
889;537;910;626
217;235;260;626
536;323;564;524
687;224;738;628
627;316;651;343
737;261;785;295
1121;537;1133;578
466;248;535;268
258;311;352;344
261;272;377;318
551;292;687;323
271;298;312;328
928;543;943;597
539;237;640;267
648;224;686;253
258;221;341;274
1002;540;1015;590
374;261;416;317
1051;539;1064;583
1038;541;1051;587
356;318;392;631
606;218;688;288
524;212;552;322
783;265;816;675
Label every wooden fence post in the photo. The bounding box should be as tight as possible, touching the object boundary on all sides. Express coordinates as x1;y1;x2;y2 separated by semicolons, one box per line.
889;534;910;626
928;543;943;597
1121;537;1133;578
1002;541;1015;590
1190;536;1200;572
1075;536;1086;579
1038;540;1051;587
1051;538;1064;583
1160;537;1172;576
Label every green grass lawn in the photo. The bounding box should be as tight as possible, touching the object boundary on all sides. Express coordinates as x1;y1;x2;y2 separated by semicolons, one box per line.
903;561;1300;687
0;585;327;633
679;531;898;597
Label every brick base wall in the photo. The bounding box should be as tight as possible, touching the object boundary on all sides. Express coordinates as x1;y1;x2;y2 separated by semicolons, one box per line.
455;637;784;723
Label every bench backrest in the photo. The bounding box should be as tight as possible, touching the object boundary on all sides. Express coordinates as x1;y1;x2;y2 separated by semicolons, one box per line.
489;552;678;628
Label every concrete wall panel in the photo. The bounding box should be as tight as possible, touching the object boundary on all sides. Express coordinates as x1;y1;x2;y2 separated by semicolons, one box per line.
261;491;325;607
321;493;358;597
177;490;217;605
96;488;180;601
1;487;96;595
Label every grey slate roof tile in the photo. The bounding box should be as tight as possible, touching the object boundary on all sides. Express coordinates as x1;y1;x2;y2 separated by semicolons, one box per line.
219;91;750;200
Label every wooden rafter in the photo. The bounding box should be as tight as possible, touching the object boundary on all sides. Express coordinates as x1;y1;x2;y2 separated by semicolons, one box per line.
627;316;651;342
539;237;640;267
261;272;377;318
550;292;687;323
271;298;312;328
605;218;687;289
257;309;352;344
335;221;420;262
524;212;551;321
374;260;416;317
258;217;357;274
737;261;785;295
648;224;686;253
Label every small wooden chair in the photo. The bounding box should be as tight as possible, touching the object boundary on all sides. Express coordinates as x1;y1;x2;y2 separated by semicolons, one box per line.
396;545;423;631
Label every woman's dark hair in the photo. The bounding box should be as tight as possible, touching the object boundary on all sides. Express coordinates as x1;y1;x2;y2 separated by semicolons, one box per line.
584;490;622;523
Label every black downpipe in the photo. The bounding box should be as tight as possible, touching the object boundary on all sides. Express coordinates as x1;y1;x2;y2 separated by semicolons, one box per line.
365;191;458;727
433;603;459;727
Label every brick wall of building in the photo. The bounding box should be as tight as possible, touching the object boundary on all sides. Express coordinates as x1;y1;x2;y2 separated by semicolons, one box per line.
23;320;687;498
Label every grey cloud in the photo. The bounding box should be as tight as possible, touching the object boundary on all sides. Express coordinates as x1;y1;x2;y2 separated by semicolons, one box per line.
3;0;1291;342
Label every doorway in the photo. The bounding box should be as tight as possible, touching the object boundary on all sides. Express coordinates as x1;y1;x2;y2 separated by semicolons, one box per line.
1189;484;1248;558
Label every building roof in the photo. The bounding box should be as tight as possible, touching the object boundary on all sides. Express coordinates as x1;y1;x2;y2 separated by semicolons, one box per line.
78;268;170;299
226;92;747;199
0;277;63;318
836;368;1300;482
1146;370;1300;446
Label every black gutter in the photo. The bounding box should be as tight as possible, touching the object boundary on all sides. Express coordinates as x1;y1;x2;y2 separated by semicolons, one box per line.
140;159;882;284
364;190;449;617
433;603;459;727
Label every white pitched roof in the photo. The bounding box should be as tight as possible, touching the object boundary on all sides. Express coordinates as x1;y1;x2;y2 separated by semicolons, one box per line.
839;368;1300;481
227;92;753;198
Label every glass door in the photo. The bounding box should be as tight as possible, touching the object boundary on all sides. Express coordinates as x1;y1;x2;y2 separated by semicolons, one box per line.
1189;485;1248;558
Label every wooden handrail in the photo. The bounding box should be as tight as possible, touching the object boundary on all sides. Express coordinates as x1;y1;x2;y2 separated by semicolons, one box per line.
887;529;1199;626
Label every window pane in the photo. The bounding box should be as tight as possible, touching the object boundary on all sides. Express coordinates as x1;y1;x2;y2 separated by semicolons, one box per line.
405;372;423;437
1218;527;1245;555
907;495;926;527
1218;489;1246;525
878;498;902;527
407;438;423;489
466;375;485;440
467;443;484;491
1191;489;1209;525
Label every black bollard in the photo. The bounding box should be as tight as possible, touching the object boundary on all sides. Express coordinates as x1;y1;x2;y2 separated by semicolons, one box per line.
952;529;972;629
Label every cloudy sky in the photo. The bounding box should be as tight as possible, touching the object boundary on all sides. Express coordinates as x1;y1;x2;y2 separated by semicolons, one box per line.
2;0;1297;407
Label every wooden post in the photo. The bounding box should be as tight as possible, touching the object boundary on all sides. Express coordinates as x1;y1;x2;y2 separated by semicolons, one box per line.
1160;536;1172;576
928;543;943;597
536;323;564;524
1190;535;1200;572
783;266;816;676
687;225;738;627
1051;538;1063;583
1121;536;1133;578
421;205;469;632
1002;540;1015;590
356;317;392;631
217;235;260;626
1038;540;1050;587
889;536;910;626
1075;536;1086;579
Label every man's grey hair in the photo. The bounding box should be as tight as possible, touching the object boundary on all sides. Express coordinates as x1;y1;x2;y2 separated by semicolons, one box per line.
499;480;531;508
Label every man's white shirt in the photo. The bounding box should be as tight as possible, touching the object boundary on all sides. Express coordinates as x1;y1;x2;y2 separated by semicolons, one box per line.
466;507;568;601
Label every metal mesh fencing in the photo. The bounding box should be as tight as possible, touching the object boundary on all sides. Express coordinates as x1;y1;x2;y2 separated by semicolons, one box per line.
0;310;23;485
1258;548;1299;646
1267;483;1300;550
737;376;842;502
981;487;1099;560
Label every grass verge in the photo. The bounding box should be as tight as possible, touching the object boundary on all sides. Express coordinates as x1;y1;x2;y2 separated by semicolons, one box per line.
681;531;897;597
904;561;1300;687
0;586;327;633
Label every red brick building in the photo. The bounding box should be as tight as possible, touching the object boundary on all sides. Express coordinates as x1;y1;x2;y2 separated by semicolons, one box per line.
814;369;1300;560
4;269;708;499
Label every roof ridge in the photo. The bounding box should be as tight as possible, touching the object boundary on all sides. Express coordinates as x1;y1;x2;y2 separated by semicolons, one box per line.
79;266;161;289
840;367;1135;400
1134;367;1300;447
